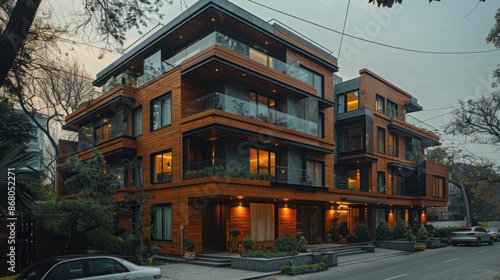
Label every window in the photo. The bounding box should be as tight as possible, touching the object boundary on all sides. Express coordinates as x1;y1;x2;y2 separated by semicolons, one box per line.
88;258;128;277
306;160;323;187
249;92;275;123
299;66;324;98
378;172;386;194
388;133;399;157
45;260;84;280
387;100;398;117
392;172;404;195
249;48;274;67
348;169;360;191
132;106;142;136
94;122;112;145
250;203;275;241
151;204;172;241
405;138;421;161
250;148;275;175
376;95;385;113
338;123;362;153
433;176;445;198
377;127;386;154
144;49;162;79
151;94;172;130
152;150;172;183
337;91;359;114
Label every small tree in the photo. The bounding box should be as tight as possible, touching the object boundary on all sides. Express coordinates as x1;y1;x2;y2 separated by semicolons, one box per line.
376;220;392;241
393;219;409;240
296;236;308;253
351;222;371;242
416;224;430;240
275;235;297;252
242;237;254;251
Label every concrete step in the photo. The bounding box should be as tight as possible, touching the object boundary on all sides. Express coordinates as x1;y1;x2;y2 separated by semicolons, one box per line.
154;254;232;268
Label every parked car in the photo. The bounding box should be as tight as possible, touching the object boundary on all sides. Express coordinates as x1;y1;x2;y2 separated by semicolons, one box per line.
451;226;494;246
486;227;500;242
16;255;162;280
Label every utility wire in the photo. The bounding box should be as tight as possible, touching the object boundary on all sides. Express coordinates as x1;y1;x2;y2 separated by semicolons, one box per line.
337;0;351;61
247;0;499;55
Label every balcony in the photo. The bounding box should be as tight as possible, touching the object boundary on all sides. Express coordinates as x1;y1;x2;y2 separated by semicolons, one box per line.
337;138;363;153
185;92;318;136
99;31;320;93
183;159;322;187
381;108;439;137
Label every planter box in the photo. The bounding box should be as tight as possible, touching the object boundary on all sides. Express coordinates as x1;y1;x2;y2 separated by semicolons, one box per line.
231;252;337;272
375;241;414;252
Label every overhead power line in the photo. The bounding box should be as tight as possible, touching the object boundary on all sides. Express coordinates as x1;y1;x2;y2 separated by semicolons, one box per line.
247;0;500;55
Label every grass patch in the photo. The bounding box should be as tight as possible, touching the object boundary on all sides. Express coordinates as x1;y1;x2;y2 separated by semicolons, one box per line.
414;244;427;251
0;276;17;280
241;249;299;258
281;262;327;275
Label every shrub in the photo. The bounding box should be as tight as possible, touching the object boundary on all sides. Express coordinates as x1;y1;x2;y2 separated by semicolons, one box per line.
393;219;408;240
230;229;241;237
182;237;195;252
242;237;254;251
414;244;427;251
281;262;327;275
376;220;392;241
416;224;429;240
241;249;298;258
352;222;371;242
296;236;308;252
339;222;349;238
275;235;297;252
432;226;457;239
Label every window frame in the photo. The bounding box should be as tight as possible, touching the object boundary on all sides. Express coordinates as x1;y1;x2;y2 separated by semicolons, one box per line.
377;171;386;194
387;100;398;117
376;94;385;114
150;93;172;131
151;150;173;184
377;127;386;154
132;106;143;136
150;204;173;242
433;176;445;198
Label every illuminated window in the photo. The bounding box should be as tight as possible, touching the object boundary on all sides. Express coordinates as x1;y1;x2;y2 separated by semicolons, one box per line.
337;91;359;113
249;92;275;123
433;176;445;198
250;148;275;175
94;122;112;144
348;169;360;191
152;150;172;183
249;48;274;67
250;203;275;241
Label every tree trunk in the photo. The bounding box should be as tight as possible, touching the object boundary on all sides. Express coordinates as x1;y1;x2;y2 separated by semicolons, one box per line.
0;0;42;87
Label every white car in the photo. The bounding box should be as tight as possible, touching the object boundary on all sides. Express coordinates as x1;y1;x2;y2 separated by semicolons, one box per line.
16;255;162;280
486;227;500;242
451;226;494;246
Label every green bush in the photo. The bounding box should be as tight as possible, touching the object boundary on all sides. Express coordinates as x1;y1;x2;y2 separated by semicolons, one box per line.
182;237;195;252
242;237;254;251
296;236;308;252
375;220;392;241
393;219;408;240
414;244;427;251
432;226;457;239
352;222;371;242
275;235;297;252
416;224;429;240
339;222;349;238
281;262;327;275
241;249;298;258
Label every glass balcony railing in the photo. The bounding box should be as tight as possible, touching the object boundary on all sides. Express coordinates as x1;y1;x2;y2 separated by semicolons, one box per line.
337;138;363;153
185;92;318;135
183;159;322;187
382;108;439;136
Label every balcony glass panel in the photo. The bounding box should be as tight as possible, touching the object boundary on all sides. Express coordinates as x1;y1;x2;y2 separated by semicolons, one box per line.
185;92;318;135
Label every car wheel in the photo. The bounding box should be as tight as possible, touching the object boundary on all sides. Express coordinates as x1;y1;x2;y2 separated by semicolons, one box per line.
496;236;500;242
488;238;494;245
476;238;481;246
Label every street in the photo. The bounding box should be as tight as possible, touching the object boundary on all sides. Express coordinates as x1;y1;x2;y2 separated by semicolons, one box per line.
265;243;500;280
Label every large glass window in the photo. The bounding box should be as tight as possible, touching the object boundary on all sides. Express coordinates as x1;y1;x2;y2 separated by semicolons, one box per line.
151;204;172;241
300;66;323;98
392;172;404;195
387;100;398;117
337;91;359;113
249;48;274;68
405;138;421;161
376;95;385;113
348;169;360;191
94;122;112;145
338;123;362;153
306;160;323;187
433;176;445;198
151;94;172;130
378;172;386;194
250;148;275;175
132;106;142;136
152;150;172;183
250;203;275;241
377;127;386;154
388;133;399;157
249;92;275;123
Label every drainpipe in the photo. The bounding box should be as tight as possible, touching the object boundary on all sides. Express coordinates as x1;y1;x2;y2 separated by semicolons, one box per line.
180;225;184;257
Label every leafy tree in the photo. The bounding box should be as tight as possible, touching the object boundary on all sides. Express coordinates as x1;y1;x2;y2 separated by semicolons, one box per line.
486;8;500;87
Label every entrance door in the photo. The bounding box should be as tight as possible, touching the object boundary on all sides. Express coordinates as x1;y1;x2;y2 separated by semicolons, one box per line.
202;202;227;252
296;205;324;244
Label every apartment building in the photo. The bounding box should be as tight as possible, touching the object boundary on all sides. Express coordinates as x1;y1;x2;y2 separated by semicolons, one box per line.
56;0;447;255
334;69;448;230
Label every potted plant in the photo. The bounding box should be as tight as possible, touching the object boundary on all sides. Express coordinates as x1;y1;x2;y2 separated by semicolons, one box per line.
338;222;349;244
182;237;196;260
242;237;254;252
229;229;241;253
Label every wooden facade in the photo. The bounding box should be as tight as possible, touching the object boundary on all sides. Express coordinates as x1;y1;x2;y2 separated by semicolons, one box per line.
56;0;448;256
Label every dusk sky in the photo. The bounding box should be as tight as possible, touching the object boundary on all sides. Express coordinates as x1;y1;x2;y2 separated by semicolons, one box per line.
47;0;500;164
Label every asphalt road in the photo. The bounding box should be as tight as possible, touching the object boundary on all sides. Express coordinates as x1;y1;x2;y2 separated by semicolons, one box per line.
295;243;500;280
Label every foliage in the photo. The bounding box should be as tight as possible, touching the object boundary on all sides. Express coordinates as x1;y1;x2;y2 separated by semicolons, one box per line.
432;226;457;239
376;220;392;241
296;236;308;253
135;244;161;264
241;249;298;258
486;8;500;87
406;231;415;242
0;98;35;144
242;237;254;251
275;235;298;252
393;219;409;240
350;222;371;242
428;243;449;249
326;211;341;242
230;229;241;237
182;237;195;252
339;222;349;238
281;262;327;275
0;276;17;280
415;224;429;240
414;244;427;252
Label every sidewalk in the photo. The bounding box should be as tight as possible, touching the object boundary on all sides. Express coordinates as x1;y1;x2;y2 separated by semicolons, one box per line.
157;248;408;280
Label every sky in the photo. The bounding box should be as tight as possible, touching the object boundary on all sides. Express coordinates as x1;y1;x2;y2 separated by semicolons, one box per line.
44;0;500;164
